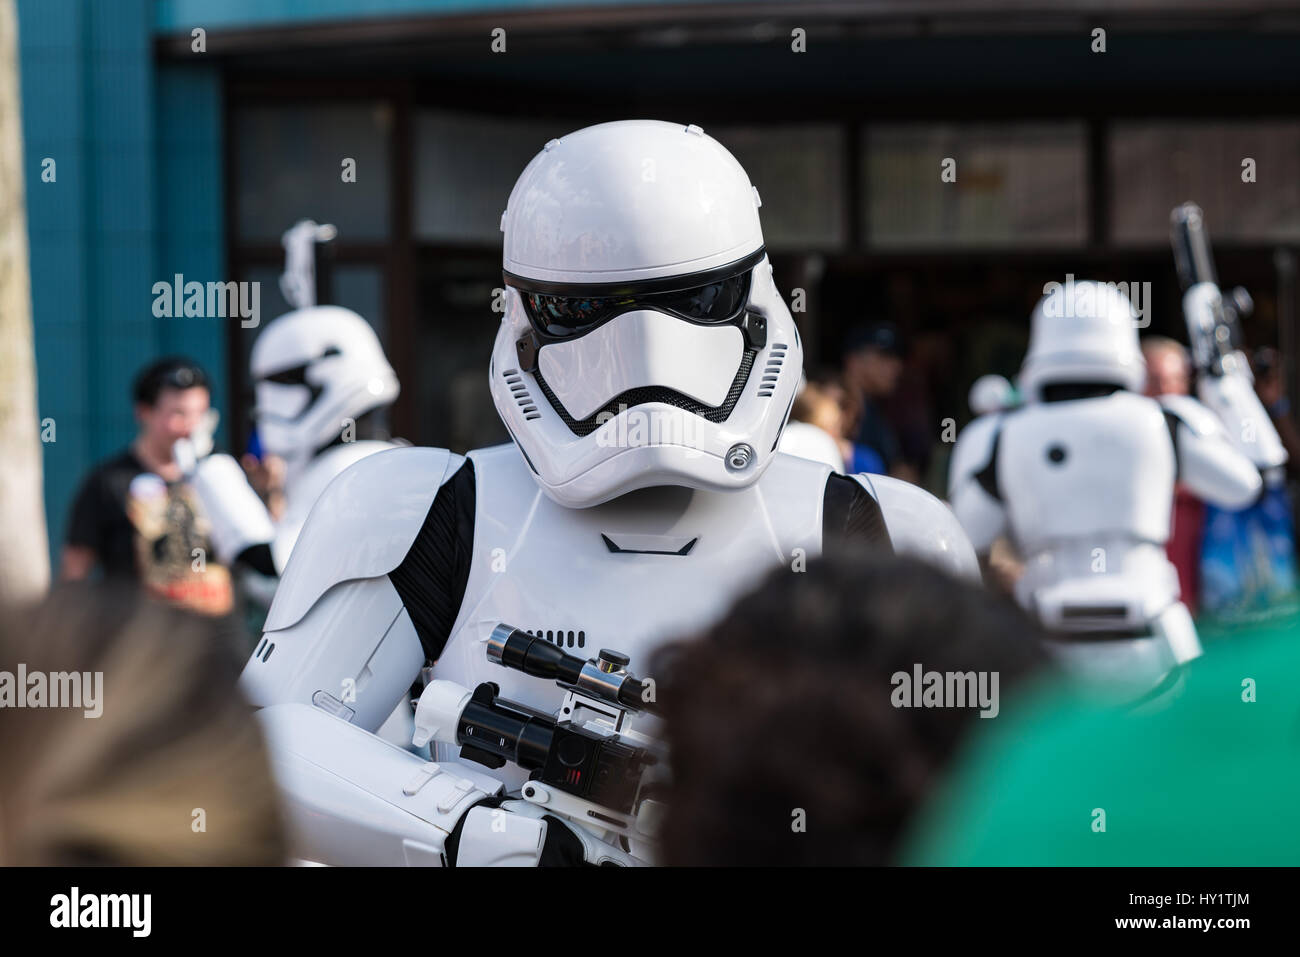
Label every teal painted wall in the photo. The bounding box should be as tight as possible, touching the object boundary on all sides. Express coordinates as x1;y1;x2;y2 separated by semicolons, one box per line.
155;63;226;407
16;0;224;567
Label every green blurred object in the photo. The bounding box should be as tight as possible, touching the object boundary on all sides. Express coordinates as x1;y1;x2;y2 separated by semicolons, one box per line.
902;610;1300;865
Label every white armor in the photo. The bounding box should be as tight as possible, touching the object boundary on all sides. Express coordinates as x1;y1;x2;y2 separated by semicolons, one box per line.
268;440;397;571
251;302;400;493
187;229;403;580
1171;204;1289;480
241;120;978;866
778;421;847;472
950;280;1263;695
1181;282;1289;476
244;443;974;864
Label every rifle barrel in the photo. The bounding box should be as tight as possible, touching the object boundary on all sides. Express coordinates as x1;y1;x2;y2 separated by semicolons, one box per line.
1170;202;1218;290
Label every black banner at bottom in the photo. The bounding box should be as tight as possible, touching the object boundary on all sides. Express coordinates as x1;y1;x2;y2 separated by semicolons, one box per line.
0;865;1282;943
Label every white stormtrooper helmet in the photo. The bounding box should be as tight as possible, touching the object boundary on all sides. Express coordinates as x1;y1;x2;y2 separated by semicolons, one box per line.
251;305;399;468
1019;279;1145;403
490;120;804;508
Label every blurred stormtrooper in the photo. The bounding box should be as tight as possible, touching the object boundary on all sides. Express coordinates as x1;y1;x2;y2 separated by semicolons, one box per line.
185;221;401;585
967;373;1018;416
949;279;1268;697
249;300;401;571
239;120;978;867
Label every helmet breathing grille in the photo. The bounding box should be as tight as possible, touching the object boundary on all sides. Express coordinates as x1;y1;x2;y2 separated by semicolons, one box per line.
757;342;788;398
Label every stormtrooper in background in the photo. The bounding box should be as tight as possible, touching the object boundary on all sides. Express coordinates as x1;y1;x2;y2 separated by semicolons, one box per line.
240;120;978;867
248;300;401;573
948;281;1263;698
187;221;402;585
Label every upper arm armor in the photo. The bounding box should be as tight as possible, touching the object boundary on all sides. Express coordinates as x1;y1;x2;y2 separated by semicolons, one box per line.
946;414;1008;553
1159;395;1262;510
847;473;980;581
265;447;466;633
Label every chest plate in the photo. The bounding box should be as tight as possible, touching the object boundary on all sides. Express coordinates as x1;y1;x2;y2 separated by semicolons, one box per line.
430;445;829;779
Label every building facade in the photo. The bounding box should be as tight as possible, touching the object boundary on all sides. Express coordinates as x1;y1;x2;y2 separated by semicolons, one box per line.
18;0;1300;555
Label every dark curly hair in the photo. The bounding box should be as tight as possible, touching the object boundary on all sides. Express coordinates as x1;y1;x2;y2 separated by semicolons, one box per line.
651;549;1048;866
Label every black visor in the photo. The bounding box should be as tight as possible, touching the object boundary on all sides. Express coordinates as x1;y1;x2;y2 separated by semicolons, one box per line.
257;346;341;386
521;272;751;338
509;249;765;340
260;363;311;386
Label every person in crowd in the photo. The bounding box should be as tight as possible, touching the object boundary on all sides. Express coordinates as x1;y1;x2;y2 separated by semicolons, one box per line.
1254;345;1300;551
1197;347;1299;617
652;550;1048;866
903;606;1300;865
0;584;287;865
842;322;912;481
886;319;951;492
60;357;237;621
1143;334;1193;397
779;371;847;472
809;367;888;475
241;434;288;524
1142;336;1207;613
1253;346;1300;480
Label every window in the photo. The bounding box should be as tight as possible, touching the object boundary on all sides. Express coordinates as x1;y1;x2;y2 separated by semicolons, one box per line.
414;110;568;244
1109;121;1300;243
234;102;392;242
229;99;398;451
864;123;1088;247
711;124;847;250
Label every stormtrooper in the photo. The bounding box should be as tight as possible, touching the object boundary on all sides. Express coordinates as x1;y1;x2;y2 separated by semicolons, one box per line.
948;276;1274;698
252;220;404;570
182;220;402;582
240;120;978;867
245;300;401;572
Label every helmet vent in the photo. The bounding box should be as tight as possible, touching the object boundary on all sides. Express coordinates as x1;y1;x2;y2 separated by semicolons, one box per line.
526;628;586;649
757;343;788;398
502;368;541;421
